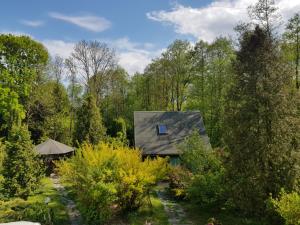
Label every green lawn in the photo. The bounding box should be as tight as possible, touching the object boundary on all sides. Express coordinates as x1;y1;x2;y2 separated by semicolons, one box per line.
126;192;169;225
180;201;262;225
0;177;69;225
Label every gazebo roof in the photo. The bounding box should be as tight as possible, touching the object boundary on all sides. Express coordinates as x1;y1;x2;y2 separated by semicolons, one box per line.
35;139;74;155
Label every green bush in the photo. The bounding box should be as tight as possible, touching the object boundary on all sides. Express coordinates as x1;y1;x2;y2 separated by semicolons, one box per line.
188;171;225;206
178;131;225;206
0;198;53;224
2;125;43;198
270;189;300;225
57;143;168;224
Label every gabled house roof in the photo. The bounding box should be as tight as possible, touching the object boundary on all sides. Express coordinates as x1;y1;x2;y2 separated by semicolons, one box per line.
35;139;74;155
134;111;209;156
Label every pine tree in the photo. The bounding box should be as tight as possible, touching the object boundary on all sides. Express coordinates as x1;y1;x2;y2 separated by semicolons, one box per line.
3;125;43;198
283;13;300;89
225;26;300;214
73;95;106;145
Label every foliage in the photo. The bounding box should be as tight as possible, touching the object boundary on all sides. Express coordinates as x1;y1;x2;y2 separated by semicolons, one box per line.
187;38;235;147
2;125;43;198
0;198;54;224
270;189;300;225
178;131;226;207
0;140;5;173
56;143;168;224
168;166;191;199
127;192;169;225
0;34;49;136
283;13;300;89
129;40;193;112
0;178;69;225
224;26;300;215
27;81;71;144
73;94;106;145
0;140;6;194
0;79;25;135
181;200;263;225
101;68;130;134
112;117;128;145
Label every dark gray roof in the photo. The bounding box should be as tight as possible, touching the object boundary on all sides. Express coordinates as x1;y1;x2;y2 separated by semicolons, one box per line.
134;111;209;156
35;139;74;155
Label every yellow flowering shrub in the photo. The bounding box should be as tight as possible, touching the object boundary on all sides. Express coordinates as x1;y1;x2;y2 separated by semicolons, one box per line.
56;143;168;224
270;189;300;225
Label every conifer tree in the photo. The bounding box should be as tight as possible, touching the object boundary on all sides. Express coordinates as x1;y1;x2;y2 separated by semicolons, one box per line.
3;125;43;198
225;26;300;214
73;95;106;145
283;13;300;89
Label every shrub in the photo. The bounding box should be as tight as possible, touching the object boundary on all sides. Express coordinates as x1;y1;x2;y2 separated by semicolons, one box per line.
0;198;53;224
57;143;168;224
270;189;300;225
2;125;43;198
178;131;225;206
168;166;191;199
188;171;225;206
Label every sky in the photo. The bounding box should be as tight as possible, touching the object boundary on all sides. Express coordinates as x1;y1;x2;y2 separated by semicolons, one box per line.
1;0;300;75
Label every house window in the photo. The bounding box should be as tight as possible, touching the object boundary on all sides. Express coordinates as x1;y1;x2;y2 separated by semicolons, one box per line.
157;124;168;135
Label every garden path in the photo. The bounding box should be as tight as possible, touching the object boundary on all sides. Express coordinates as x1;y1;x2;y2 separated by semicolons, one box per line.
50;175;82;225
156;182;193;225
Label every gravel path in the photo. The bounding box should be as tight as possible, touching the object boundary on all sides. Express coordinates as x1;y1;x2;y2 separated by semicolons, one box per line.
50;175;82;225
156;183;193;225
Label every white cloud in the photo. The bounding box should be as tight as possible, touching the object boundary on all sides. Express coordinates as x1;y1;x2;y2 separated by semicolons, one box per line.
147;0;300;42
106;37;155;52
20;20;44;27
118;51;152;75
49;12;111;32
106;37;163;74
42;39;75;58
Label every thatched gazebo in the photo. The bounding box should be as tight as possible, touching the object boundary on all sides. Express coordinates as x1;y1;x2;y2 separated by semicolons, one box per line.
35;139;74;173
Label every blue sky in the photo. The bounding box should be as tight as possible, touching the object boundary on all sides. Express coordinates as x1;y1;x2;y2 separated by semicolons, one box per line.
1;0;299;74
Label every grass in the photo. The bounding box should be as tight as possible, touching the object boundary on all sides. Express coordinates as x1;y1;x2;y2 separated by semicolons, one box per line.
126;192;169;225
28;177;69;225
0;177;69;225
180;201;262;225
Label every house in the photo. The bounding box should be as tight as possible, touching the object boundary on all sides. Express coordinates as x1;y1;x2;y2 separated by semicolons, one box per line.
134;111;209;162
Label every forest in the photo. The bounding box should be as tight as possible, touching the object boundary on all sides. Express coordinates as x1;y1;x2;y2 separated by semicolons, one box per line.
0;0;300;224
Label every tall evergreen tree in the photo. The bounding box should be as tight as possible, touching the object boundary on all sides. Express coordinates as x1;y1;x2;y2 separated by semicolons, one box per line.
283;13;300;89
225;26;300;214
73;95;106;145
3;125;43;198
